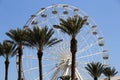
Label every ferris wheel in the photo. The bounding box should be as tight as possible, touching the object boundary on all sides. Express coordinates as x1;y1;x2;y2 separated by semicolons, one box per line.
17;4;110;80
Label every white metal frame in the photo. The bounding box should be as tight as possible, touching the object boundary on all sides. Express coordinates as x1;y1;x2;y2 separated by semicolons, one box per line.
18;4;110;80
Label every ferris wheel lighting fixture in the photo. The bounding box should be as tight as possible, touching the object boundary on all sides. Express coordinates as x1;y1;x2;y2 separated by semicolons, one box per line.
98;37;105;46
31;21;38;25
102;50;109;59
103;50;108;52
23;25;29;28
74;15;80;18
52;10;58;14
52;5;58;14
52;6;57;14
93;31;98;35
92;25;97;29
92;25;98;35
40;8;47;18
103;56;109;59
98;37;104;40
83;16;89;20
31;15;37;17
63;5;69;14
85;22;89;25
98;43;104;46
41;13;47;18
74;9;79;12
63;5;68;8
41;8;45;10
63;10;68;14
74;9;79;17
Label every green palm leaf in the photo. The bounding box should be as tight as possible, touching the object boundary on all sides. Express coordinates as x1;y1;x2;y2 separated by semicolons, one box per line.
26;26;62;50
53;16;87;37
6;28;28;45
0;40;17;58
85;62;103;80
103;67;118;80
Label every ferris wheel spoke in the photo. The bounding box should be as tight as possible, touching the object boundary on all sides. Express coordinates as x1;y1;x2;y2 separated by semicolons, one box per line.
43;50;60;57
77;41;98;55
56;42;68;52
43;63;59;68
51;65;66;80
78;31;93;48
81;31;92;41
75;68;83;80
52;60;69;79
44;43;69;56
77;51;102;60
34;67;59;80
77;66;87;73
23;55;37;59
51;69;61;80
43;62;65;79
43;57;61;61
77;62;89;65
77;67;91;80
46;21;54;29
23;67;38;73
43;66;57;79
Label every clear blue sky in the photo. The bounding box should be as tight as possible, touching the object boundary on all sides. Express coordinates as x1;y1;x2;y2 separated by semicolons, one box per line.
0;0;120;80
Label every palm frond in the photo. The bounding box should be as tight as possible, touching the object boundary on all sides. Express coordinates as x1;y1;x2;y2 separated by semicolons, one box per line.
0;40;17;58
85;62;103;78
53;16;88;37
26;26;61;50
6;28;28;45
103;67;118;77
47;39;62;47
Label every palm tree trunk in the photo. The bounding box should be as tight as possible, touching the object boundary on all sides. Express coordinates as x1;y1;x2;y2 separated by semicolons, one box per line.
108;77;110;80
37;50;43;80
5;58;9;80
18;45;23;80
71;37;77;80
94;77;97;80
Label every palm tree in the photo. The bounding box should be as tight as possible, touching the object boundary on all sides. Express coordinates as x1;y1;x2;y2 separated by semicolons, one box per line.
6;28;28;80
103;67;118;80
25;26;62;80
0;40;17;80
53;16;88;80
85;62;104;80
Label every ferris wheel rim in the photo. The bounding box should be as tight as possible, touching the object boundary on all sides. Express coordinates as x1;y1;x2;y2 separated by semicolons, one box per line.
21;4;110;80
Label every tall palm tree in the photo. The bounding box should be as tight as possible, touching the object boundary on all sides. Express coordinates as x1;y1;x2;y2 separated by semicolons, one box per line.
25;26;62;80
53;16;88;80
85;62;103;80
6;28;28;80
0;40;17;80
103;67;118;80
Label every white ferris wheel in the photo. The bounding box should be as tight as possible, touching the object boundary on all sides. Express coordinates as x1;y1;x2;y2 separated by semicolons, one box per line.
17;4;110;80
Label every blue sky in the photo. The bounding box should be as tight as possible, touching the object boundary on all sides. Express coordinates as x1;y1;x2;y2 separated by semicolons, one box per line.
0;0;120;80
